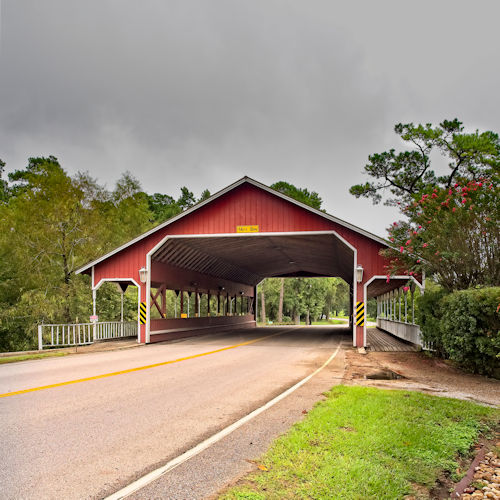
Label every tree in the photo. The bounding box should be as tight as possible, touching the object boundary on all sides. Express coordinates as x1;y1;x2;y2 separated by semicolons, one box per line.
148;187;212;224
0;157;154;351
271;181;323;210
177;186;196;211
350;119;499;206
350;120;500;290
0;159;9;203
383;177;499;290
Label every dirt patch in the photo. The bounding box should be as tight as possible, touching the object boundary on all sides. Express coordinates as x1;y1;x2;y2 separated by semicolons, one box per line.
343;348;500;407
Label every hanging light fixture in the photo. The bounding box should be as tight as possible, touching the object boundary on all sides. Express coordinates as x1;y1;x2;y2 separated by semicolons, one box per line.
139;267;148;283
356;265;364;283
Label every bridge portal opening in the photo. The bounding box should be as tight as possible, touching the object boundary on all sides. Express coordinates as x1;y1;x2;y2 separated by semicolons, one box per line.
146;231;356;343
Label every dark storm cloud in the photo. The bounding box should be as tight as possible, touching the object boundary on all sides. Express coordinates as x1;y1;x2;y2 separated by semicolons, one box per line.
1;0;499;236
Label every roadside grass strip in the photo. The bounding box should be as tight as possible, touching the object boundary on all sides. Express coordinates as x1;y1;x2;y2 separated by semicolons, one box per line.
220;386;499;500
0;352;69;364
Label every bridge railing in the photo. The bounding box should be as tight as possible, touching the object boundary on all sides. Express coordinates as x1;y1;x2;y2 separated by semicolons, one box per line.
376;289;433;350
37;321;137;350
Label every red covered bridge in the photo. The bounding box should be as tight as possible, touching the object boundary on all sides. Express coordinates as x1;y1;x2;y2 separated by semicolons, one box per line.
75;177;424;347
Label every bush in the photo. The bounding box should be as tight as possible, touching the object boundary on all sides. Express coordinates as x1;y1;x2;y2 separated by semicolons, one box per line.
418;287;500;377
440;287;500;377
417;288;450;357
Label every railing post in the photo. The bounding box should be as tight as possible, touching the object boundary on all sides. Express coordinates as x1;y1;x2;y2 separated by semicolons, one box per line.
38;324;43;350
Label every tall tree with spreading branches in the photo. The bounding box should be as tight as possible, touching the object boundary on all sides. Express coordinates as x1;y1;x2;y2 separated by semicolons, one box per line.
350;120;500;290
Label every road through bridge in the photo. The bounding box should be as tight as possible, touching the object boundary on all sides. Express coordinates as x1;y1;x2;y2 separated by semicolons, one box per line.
0;326;347;499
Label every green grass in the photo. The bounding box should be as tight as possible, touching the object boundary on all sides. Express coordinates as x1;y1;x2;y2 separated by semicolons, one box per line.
310;319;348;325
0;352;69;364
220;386;498;500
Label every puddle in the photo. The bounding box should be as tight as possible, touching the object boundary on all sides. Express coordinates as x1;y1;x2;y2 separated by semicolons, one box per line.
364;370;405;380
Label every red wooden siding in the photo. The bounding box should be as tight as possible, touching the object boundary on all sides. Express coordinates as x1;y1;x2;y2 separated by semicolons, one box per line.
93;183;390;286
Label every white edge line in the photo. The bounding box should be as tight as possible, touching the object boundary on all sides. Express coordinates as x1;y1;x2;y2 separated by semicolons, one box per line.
105;337;342;500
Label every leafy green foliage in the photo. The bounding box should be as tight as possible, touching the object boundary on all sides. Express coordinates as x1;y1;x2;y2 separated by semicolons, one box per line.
440;287;500;376
221;386;497;500
271;181;323;210
0;157;153;351
258;277;348;324
0;159;10;202
350;119;500;207
147;187;211;223
417;287;500;376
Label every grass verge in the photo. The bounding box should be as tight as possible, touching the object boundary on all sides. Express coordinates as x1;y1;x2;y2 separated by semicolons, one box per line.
0;352;69;364
220;386;498;500
311;319;348;325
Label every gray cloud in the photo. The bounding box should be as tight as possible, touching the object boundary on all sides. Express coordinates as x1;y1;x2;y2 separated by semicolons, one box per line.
1;0;499;236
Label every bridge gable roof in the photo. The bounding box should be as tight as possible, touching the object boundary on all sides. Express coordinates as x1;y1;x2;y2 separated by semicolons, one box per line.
76;176;388;275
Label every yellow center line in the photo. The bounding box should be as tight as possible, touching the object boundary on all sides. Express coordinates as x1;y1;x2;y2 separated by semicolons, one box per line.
0;330;289;399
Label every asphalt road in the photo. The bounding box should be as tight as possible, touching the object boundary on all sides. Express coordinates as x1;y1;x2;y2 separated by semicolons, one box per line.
0;326;348;500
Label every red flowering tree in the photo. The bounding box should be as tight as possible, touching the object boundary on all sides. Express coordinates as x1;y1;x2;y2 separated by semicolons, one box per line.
384;176;499;290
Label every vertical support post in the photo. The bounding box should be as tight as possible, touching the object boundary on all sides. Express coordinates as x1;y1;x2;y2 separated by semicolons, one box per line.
254;286;258;322
38;324;43;350
195;289;199;317
398;288;402;321
180;290;184;316
348;285;353;331
404;290;408;323
92;288;97;342
412;291;415;324
161;286;166;318
355;279;365;347
207;291;211;316
120;289;124;337
140;283;147;343
218;293;221;316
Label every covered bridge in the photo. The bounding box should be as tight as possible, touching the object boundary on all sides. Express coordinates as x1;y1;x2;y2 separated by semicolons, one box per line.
76;177;424;347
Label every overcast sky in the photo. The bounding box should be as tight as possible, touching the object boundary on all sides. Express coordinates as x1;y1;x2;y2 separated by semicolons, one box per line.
1;1;499;237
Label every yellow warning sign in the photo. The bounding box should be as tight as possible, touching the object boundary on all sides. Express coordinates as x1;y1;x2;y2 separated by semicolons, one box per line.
180;313;187;318
139;302;147;325
356;301;365;326
236;225;259;233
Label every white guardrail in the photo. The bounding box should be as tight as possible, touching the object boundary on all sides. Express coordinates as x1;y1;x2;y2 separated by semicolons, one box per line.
37;321;137;350
376;318;433;350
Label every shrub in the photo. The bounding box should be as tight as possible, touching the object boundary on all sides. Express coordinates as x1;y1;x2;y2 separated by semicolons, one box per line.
416;288;450;357
418;287;500;376
440;287;500;377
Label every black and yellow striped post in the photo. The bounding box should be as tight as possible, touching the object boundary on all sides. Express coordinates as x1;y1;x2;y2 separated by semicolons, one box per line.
139;301;147;325
356;301;365;327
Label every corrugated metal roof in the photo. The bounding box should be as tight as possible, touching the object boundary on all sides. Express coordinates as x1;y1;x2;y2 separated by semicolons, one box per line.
152;233;354;286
